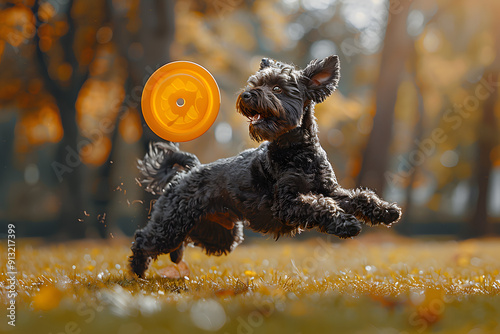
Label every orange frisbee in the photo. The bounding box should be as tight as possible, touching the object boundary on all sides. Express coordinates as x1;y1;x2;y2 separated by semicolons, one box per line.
141;61;220;142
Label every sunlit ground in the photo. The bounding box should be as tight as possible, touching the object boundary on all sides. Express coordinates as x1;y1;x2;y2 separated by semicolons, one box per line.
2;235;500;334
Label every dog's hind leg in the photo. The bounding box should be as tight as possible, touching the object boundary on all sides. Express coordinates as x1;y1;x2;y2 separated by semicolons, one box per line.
129;190;213;277
169;242;185;264
167;214;244;265
188;218;244;256
129;219;193;277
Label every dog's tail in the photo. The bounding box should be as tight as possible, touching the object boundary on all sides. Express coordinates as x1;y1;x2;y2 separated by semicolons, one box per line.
137;142;200;195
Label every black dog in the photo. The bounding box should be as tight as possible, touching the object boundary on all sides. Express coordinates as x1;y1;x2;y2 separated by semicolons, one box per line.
129;55;401;277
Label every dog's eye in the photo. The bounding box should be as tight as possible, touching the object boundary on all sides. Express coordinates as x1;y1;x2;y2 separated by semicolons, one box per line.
272;86;282;93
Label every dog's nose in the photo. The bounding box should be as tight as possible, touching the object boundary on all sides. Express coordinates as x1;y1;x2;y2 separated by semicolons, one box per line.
241;91;252;100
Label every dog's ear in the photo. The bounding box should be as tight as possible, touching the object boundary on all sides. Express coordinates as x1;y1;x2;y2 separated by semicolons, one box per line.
302;55;340;103
260;58;273;70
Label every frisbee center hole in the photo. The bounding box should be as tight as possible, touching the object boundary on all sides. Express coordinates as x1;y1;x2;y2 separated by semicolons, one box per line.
176;98;185;107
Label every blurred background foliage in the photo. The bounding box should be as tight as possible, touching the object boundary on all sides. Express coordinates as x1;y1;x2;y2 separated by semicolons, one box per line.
0;0;499;240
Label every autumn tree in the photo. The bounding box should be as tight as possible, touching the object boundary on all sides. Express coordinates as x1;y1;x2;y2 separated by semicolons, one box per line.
357;0;413;194
0;0;174;238
465;2;500;237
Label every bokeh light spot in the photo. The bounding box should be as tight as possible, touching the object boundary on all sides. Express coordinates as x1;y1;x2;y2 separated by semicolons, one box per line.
423;29;440;52
440;150;459;168
96;26;113;44
310;39;337;60
407;10;425;37
24;163;40;185
215;122;232;144
190;299;226;331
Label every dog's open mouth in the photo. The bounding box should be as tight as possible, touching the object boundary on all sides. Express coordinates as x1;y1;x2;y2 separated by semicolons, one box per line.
236;97;268;125
248;114;263;124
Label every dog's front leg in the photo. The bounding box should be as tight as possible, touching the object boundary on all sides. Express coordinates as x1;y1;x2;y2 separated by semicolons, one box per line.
331;187;402;226
271;178;361;238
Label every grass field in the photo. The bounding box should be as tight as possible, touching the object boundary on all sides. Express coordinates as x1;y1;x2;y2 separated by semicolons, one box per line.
2;234;500;334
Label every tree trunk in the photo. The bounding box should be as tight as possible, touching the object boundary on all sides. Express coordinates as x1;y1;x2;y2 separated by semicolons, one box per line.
399;72;424;235
108;0;175;232
33;0;90;239
465;73;497;237
357;0;413;193
464;5;500;238
109;0;174;142
54;98;87;239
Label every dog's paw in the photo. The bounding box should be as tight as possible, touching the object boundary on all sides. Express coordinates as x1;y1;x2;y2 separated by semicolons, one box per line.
372;203;402;226
326;214;362;239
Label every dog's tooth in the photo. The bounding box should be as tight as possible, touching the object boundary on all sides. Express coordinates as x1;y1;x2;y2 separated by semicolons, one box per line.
250;114;262;124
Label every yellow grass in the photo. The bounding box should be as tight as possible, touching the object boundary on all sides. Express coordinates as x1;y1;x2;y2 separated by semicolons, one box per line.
2;234;500;333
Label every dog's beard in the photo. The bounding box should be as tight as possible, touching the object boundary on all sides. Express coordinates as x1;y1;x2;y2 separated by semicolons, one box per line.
249;117;283;142
237;97;293;142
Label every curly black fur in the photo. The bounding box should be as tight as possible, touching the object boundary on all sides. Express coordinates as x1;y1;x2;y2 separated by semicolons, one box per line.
137;142;200;195
129;55;402;278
